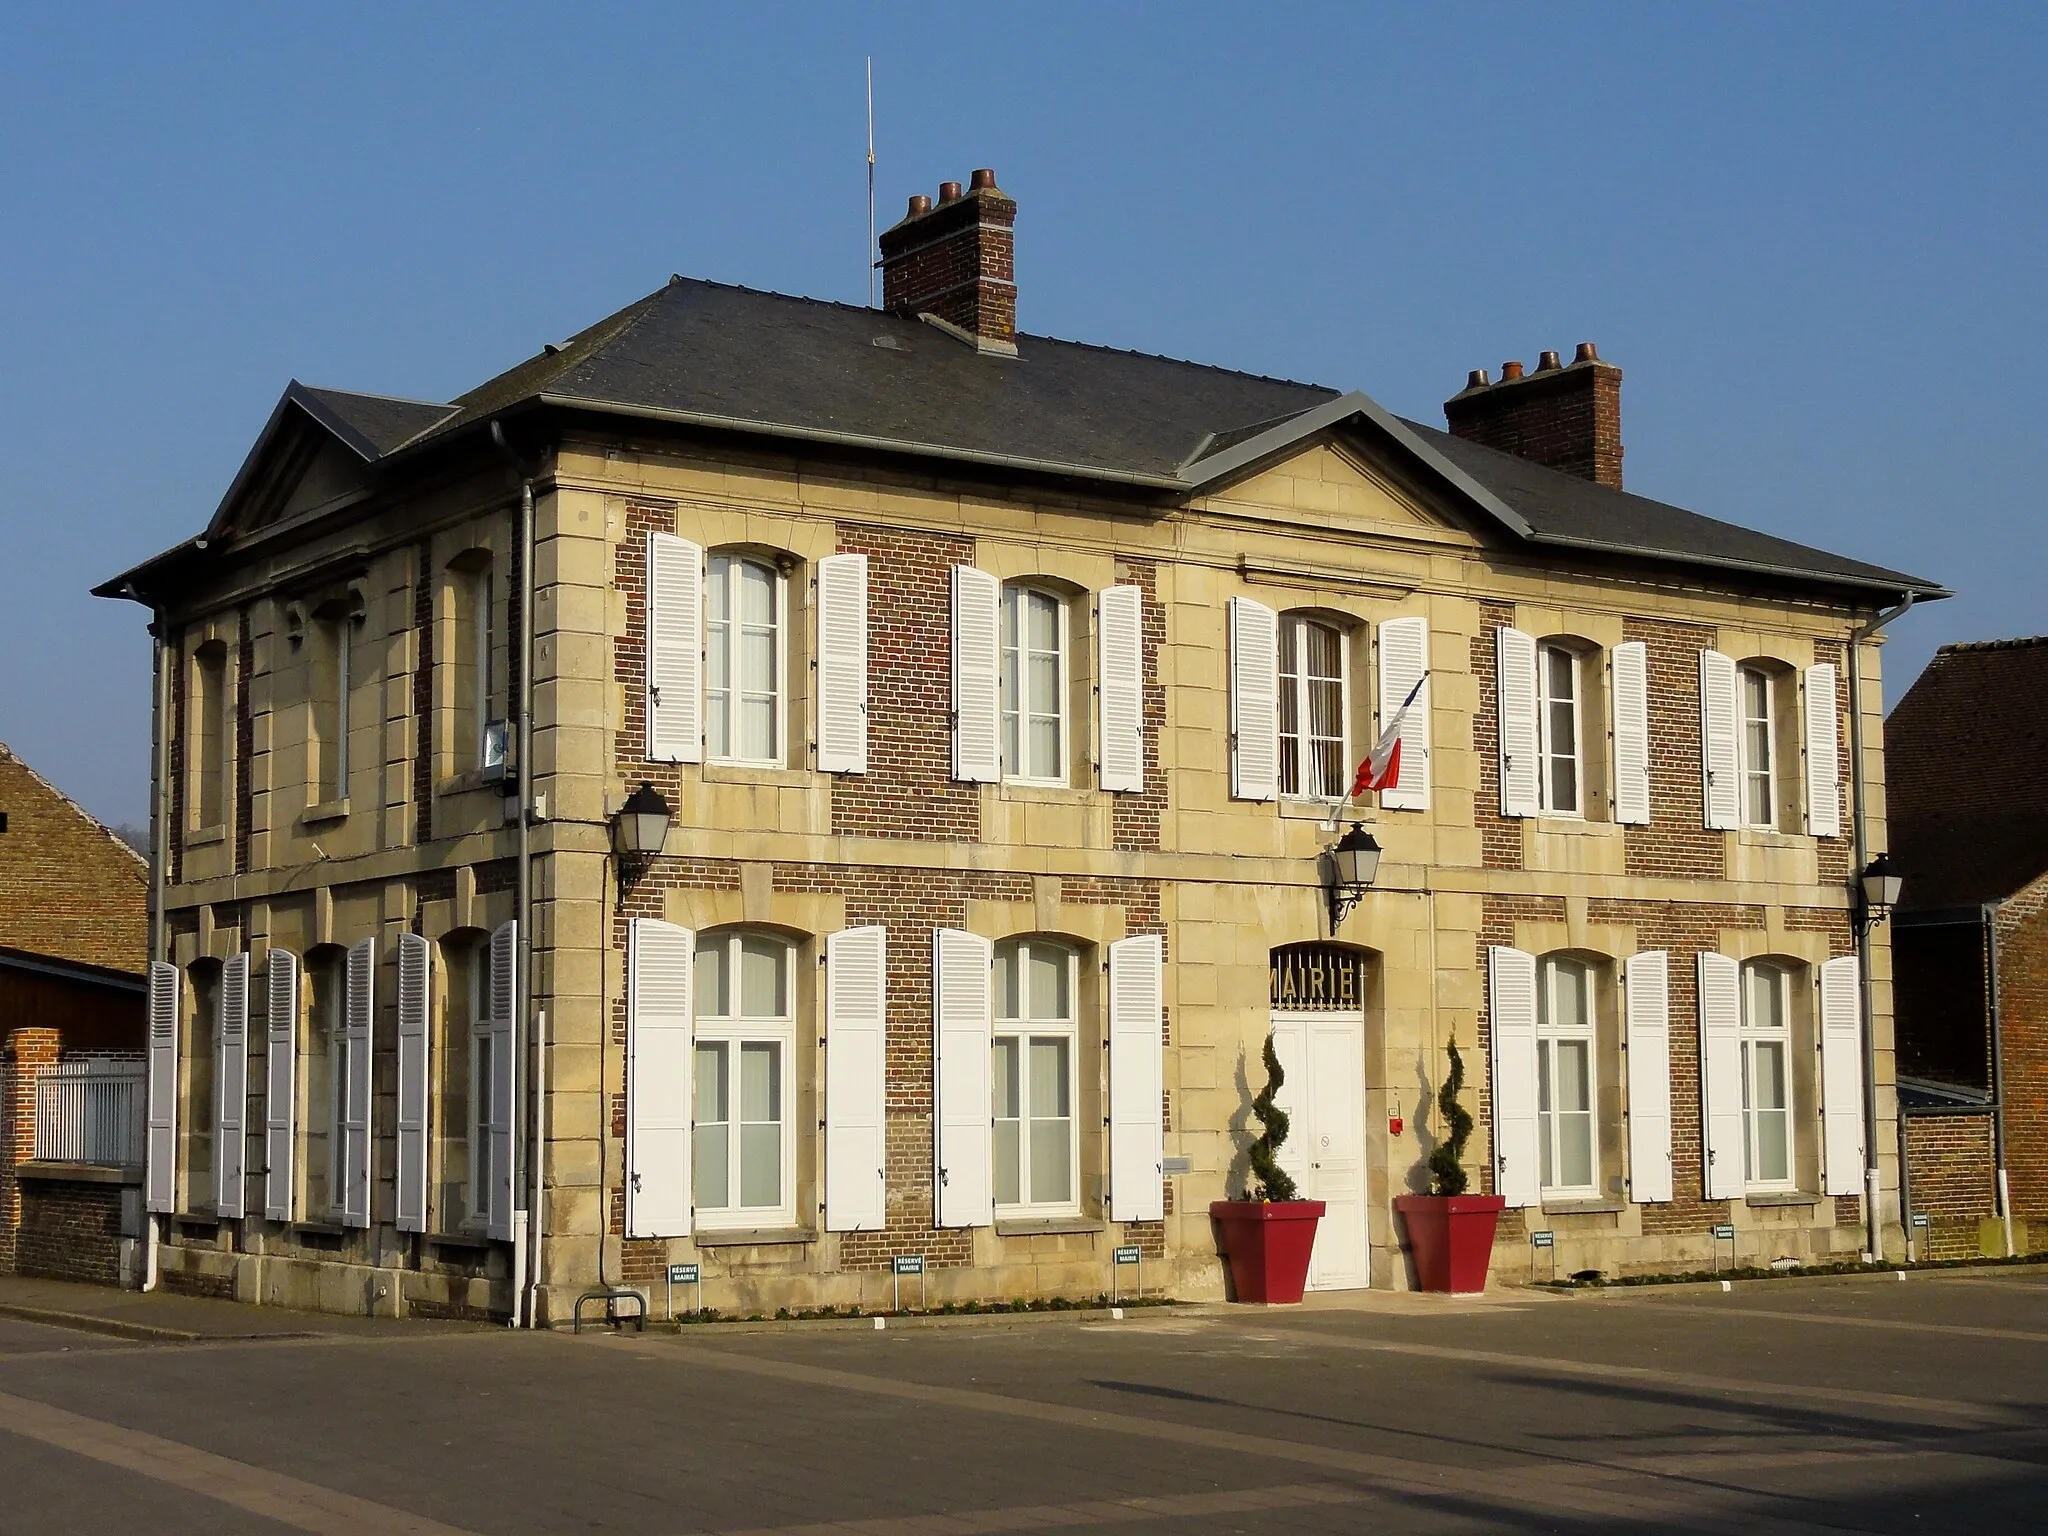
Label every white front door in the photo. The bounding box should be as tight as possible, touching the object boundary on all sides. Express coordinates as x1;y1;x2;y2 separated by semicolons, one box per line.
1269;1010;1368;1290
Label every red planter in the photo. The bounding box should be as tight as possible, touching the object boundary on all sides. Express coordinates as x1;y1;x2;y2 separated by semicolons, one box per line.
1210;1200;1326;1303
1395;1193;1506;1293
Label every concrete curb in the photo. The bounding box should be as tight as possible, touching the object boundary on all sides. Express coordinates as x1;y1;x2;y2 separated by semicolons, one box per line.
0;1301;201;1343
1539;1265;2014;1300
575;1303;1177;1338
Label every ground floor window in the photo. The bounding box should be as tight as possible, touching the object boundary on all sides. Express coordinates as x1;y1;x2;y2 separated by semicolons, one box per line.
438;934;488;1231
993;938;1079;1214
1742;959;1794;1189
1537;955;1598;1197
301;951;341;1219
182;962;219;1212
692;931;795;1225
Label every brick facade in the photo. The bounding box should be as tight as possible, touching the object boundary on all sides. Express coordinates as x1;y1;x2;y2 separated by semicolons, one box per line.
1996;879;2048;1222
1903;1112;1996;1260
16;1176;127;1286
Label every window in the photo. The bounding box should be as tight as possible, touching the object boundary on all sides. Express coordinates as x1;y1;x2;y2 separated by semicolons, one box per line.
183;963;220;1211
993;938;1080;1213
448;555;503;775
1001;586;1067;784
311;613;351;804
1740;667;1775;829
192;640;229;829
705;553;784;765
439;936;487;1230
1537;956;1597;1196
1740;960;1793;1188
302;951;340;1218
1538;644;1581;816
693;931;795;1223
1279;616;1348;799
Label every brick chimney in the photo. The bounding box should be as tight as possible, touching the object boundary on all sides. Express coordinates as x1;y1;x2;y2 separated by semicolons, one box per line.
1443;342;1623;489
878;168;1017;353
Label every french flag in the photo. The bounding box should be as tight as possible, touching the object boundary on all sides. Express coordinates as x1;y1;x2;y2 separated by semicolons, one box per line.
1350;674;1427;799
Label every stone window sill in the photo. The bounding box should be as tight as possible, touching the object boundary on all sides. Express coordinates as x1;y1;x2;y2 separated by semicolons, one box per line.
426;1230;494;1250
186;824;228;848
16;1161;142;1186
1540;1198;1625;1215
1279;798;1352;823
1524;815;1622;836
437;768;506;797
692;1226;814;1248
300;799;350;828
290;1219;352;1237
995;1216;1105;1237
701;762;803;786
995;781;1087;803
1735;828;1808;848
1745;1190;1823;1208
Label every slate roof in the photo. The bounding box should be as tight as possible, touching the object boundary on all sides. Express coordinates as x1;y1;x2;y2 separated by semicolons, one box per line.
1888;637;2048;910
105;275;1947;603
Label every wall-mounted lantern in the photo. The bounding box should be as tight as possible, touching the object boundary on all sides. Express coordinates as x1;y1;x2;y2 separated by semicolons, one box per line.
1854;852;1903;932
1324;822;1383;931
611;781;673;907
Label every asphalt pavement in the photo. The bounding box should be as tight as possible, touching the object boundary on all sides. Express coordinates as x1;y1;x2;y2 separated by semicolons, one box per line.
0;1268;2042;1532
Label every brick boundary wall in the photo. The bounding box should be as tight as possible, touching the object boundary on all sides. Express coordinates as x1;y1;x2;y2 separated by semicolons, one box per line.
1903;1112;1996;1261
0;1030;61;1270
16;1178;124;1286
1995;884;2048;1222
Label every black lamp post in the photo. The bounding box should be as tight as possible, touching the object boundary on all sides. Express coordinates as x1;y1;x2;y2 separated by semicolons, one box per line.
1325;822;1383;931
611;781;673;907
1853;852;1902;933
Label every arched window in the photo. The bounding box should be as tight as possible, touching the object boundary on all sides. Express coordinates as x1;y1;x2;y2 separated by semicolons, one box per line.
993;938;1080;1212
1537;642;1582;816
1537;955;1597;1195
1002;585;1069;784
1741;959;1794;1188
705;553;785;766
693;930;796;1222
446;551;503;775
1279;615;1348;799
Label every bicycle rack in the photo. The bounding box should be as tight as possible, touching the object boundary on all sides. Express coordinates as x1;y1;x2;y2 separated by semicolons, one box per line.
573;1286;647;1334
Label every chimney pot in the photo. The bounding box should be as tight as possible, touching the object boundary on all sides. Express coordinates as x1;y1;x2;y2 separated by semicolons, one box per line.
1467;369;1490;389
1538;350;1561;372
1445;347;1623;488
907;193;932;217
1573;341;1599;364
938;180;963;204
1500;360;1525;382
878;164;1018;347
969;168;997;191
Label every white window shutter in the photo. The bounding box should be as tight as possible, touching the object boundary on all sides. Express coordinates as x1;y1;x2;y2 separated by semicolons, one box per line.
1624;950;1673;1205
647;531;704;763
932;927;993;1228
146;962;179;1213
627;918;695;1238
395;933;431;1234
263;950;299;1222
1487;946;1540;1208
340;937;375;1229
815;553;869;774
1108;935;1166;1222
1699;650;1741;830
215;953;249;1219
1495;626;1540;818
950;566;1001;783
1696;952;1745;1199
1377;615;1431;811
1820;954;1865;1196
1803;663;1841;838
1227;596;1278;801
486;920;519;1242
1097;585;1145;794
825;926;889;1233
1611;641;1652;826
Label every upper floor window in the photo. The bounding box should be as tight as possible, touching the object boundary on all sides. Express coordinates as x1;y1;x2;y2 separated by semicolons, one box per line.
993;937;1080;1214
1537;955;1597;1197
1279;616;1348;799
311;611;352;805
705;554;784;766
447;554;504;776
1740;666;1776;829
1740;960;1793;1189
693;930;795;1224
1538;643;1582;817
1002;585;1067;784
191;640;229;829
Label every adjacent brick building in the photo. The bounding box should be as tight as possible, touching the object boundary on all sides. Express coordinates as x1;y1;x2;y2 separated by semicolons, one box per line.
97;169;1944;1321
0;742;150;1282
1887;638;2048;1257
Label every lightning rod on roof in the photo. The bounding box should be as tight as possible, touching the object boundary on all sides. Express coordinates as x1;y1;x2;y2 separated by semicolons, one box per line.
866;57;877;308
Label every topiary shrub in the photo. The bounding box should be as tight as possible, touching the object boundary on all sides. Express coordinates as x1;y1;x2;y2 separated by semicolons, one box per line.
1427;1034;1474;1197
1246;1031;1300;1202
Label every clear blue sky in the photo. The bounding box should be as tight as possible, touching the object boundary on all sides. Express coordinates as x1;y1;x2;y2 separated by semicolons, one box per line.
4;4;2042;825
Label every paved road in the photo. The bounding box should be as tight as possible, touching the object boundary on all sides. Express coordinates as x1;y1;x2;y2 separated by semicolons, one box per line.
0;1270;2043;1533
